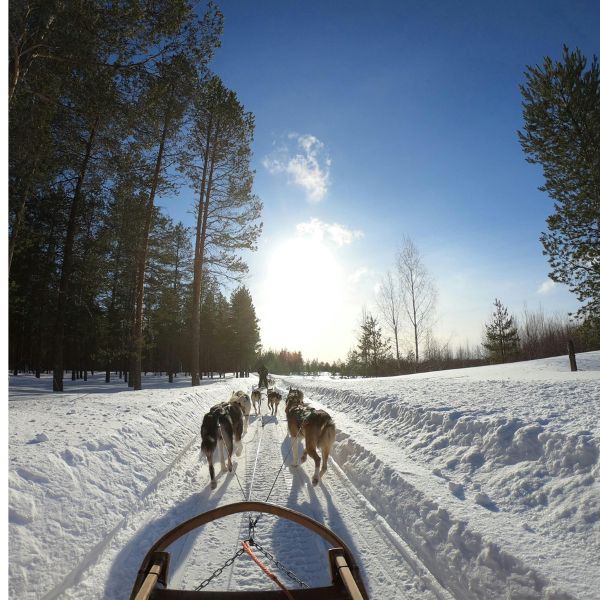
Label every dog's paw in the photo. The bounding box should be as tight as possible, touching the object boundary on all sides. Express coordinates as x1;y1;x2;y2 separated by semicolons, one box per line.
210;480;217;490
235;444;243;456
312;476;319;486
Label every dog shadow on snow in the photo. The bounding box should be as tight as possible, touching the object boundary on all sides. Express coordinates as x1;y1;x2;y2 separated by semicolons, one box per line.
105;468;239;599
263;438;364;589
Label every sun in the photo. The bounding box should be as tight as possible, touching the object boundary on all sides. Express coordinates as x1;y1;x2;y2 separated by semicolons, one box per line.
259;236;345;357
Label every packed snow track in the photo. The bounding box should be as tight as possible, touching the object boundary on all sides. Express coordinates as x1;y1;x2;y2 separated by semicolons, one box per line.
9;356;599;599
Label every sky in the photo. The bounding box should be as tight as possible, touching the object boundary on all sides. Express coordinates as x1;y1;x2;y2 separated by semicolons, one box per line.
160;0;600;363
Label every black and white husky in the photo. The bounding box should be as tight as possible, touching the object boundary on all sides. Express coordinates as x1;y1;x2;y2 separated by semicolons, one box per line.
201;402;244;489
229;390;251;434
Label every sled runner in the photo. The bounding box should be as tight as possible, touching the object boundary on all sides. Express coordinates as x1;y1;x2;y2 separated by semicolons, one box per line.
130;501;368;600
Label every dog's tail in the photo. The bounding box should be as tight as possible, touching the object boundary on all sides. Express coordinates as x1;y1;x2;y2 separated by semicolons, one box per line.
201;434;216;482
201;415;218;457
201;434;216;455
317;417;336;452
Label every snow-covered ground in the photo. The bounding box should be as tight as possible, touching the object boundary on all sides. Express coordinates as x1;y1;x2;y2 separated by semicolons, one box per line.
8;353;600;599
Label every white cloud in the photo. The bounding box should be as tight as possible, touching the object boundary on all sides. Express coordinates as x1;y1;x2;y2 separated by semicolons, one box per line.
348;267;369;284
537;279;557;294
263;133;331;202
296;218;364;246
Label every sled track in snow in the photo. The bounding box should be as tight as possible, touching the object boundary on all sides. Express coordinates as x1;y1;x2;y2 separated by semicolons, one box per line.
40;393;208;600
169;399;451;599
46;388;453;599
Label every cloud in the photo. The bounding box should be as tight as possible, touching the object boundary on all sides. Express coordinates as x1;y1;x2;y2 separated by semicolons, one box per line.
348;267;369;284
296;218;364;246
537;279;557;294
263;133;331;202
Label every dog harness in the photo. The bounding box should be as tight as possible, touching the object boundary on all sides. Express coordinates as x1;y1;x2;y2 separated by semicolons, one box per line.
289;406;316;429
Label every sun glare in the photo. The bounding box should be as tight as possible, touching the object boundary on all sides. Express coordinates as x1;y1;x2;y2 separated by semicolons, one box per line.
260;237;345;358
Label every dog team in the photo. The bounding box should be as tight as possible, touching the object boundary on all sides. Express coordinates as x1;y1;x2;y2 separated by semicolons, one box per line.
200;384;335;489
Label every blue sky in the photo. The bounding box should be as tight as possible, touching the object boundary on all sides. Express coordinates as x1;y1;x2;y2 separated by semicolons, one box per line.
161;0;600;362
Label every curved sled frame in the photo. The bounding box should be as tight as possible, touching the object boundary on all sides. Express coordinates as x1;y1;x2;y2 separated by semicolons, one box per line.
130;501;368;600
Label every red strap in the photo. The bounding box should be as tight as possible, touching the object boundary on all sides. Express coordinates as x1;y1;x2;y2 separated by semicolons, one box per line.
241;541;294;600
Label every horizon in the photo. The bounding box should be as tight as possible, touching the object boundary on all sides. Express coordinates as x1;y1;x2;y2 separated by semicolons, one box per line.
157;0;599;363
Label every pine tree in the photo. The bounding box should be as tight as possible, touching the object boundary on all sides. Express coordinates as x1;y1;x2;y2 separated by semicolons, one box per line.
186;77;263;385
519;46;600;329
483;299;520;363
357;312;392;377
229;286;260;378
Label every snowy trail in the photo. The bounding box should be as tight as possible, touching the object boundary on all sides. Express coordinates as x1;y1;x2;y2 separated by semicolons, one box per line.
10;357;599;599
166;407;447;599
53;396;447;599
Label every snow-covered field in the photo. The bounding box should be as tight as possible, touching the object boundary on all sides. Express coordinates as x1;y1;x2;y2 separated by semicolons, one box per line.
8;353;600;599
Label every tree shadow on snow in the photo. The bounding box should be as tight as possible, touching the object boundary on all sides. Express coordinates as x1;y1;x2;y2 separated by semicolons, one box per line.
105;469;237;599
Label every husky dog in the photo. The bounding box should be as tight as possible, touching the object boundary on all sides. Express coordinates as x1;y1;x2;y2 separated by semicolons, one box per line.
286;387;304;404
251;389;261;414
201;402;244;489
285;390;335;486
229;390;252;434
267;376;275;388
267;389;282;415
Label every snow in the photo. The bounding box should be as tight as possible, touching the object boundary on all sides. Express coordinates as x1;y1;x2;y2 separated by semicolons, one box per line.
8;353;600;599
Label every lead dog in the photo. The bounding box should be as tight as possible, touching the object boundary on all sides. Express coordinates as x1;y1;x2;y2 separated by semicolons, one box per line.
229;390;251;433
251;389;261;414
267;389;282;415
201;402;244;489
285;389;335;485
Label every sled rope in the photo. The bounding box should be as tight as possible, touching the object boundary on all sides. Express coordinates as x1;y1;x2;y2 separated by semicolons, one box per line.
246;413;265;502
264;442;292;504
251;539;309;589
242;541;295;600
248;440;293;533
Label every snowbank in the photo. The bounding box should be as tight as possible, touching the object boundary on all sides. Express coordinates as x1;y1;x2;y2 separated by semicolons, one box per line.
9;376;242;599
281;352;600;599
8;353;600;599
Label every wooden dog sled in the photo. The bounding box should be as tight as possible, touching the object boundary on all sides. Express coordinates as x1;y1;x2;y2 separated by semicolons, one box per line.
130;501;369;600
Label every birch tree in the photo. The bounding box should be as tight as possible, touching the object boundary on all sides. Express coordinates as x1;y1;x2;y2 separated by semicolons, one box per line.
396;237;437;372
376;270;402;370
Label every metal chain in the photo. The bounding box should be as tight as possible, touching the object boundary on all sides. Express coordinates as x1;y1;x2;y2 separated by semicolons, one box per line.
251;540;309;588
194;548;245;591
193;398;307;592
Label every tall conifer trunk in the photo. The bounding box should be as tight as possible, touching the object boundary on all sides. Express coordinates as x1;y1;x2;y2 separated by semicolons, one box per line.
131;105;171;390
9;160;37;272
191;118;220;386
52;116;98;392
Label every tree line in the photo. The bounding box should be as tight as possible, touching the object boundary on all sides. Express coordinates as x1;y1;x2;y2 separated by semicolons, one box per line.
336;46;599;378
264;298;594;379
9;1;262;389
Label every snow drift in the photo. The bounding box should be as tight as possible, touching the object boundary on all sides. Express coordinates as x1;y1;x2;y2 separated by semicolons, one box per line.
8;353;600;599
